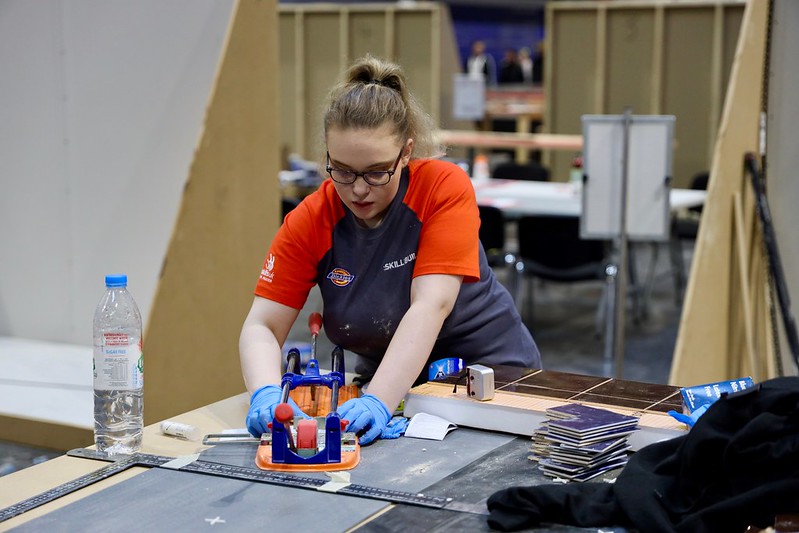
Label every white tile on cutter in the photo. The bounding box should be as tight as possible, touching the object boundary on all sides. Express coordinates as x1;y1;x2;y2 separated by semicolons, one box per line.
0;336;93;429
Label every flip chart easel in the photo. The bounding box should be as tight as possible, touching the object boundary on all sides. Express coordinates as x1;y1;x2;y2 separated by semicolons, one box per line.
580;112;675;377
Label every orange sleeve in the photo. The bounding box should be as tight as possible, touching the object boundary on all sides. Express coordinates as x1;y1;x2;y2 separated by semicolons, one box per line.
254;182;342;309
406;160;481;283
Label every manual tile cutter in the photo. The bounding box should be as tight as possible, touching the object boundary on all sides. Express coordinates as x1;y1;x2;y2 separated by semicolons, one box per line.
256;314;360;472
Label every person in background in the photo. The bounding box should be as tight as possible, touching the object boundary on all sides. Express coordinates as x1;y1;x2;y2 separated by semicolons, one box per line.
465;40;496;85
240;55;541;445
498;48;524;85
519;46;534;85
532;40;545;85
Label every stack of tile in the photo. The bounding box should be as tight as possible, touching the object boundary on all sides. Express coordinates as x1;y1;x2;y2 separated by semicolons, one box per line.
530;403;639;482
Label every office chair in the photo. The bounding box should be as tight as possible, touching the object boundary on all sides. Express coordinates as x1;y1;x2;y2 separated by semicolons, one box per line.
669;171;710;302
282;197;301;220
514;215;609;330
478;204;517;298
672;171;709;240
491;161;550;182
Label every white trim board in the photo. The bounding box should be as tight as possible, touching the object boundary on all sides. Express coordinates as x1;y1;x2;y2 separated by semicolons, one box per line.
404;382;686;452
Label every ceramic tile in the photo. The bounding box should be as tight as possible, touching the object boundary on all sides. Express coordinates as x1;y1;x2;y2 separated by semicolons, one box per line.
571;393;655;411
577;379;679;406
514;370;611;395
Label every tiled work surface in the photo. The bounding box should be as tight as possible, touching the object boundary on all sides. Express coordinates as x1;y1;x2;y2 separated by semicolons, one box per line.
439;367;682;415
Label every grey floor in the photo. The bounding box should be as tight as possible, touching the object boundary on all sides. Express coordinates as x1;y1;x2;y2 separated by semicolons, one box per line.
0;239;693;480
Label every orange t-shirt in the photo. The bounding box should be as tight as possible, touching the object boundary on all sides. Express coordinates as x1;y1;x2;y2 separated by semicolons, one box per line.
255;158;539;375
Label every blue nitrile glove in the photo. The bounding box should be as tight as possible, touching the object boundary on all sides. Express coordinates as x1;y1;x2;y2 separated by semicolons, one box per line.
668;404;709;428
245;384;309;437
338;394;391;445
380;416;410;440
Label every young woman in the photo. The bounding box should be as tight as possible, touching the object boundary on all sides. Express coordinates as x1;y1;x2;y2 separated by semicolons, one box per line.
240;56;541;445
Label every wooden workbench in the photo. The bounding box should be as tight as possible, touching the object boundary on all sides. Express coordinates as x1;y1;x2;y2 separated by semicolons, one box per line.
0;370;683;532
0;393;249;530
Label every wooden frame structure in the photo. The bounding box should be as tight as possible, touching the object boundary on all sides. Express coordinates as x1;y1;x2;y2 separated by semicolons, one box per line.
670;0;778;385
545;0;745;187
278;2;467;163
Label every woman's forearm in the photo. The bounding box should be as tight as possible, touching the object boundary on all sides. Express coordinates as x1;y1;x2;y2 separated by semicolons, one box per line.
367;275;462;411
239;320;284;395
239;298;301;396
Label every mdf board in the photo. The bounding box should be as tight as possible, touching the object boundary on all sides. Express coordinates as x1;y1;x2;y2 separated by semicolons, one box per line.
722;6;745;92
350;12;390;59
302;11;341;157
548;9;599;135
605;9;657;114
395;11;438;123
278;13;299;166
662;7;716;189
144;0;281;424
545;1;744;187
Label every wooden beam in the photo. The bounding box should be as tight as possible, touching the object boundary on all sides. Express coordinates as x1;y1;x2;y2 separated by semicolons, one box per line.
436;130;583;151
0;414;92;452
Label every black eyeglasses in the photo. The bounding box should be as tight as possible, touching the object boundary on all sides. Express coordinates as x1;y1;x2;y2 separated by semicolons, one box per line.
326;147;405;186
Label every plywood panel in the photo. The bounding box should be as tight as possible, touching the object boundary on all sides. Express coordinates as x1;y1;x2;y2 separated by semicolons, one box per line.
279;13;298;160
662;7;715;187
349;12;388;59
711;6;743;132
395;11;435;122
546;1;745;185
144;0;281;423
0;414;92;451
279;4;458;160
547;8;600;179
302;12;343;161
670;0;768;385
605;9;656;114
437;6;473;134
723;6;744;84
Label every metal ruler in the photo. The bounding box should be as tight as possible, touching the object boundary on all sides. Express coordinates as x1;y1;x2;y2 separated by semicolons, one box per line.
0;448;486;523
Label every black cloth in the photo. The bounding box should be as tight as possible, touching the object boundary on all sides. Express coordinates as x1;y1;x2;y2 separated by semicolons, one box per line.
487;377;799;532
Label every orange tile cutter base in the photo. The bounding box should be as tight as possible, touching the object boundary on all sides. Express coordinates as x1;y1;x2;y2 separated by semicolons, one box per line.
256;313;361;472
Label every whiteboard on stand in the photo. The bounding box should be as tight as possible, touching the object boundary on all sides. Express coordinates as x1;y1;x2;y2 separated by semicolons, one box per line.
452;73;486;121
580;115;675;242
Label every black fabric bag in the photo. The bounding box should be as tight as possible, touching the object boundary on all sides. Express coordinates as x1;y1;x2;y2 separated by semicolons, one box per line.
487;376;799;532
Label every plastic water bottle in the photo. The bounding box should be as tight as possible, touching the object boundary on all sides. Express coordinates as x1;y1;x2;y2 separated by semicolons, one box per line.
472;154;490;182
93;274;143;454
570;154;584;194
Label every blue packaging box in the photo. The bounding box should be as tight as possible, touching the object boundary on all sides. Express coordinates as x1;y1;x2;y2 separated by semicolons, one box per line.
428;357;463;381
680;377;755;413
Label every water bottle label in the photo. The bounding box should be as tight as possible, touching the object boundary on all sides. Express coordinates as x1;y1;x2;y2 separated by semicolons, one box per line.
93;333;143;390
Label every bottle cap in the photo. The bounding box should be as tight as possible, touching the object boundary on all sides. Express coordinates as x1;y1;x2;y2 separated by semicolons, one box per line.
105;274;128;288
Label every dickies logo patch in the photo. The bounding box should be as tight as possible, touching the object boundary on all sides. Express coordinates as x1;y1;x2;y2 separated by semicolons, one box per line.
327;267;355;287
